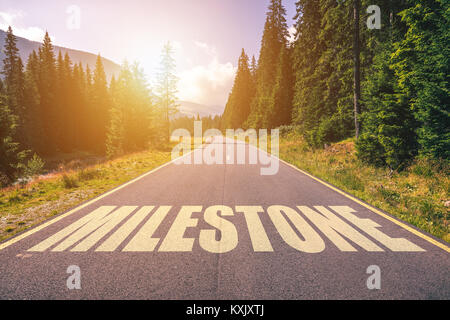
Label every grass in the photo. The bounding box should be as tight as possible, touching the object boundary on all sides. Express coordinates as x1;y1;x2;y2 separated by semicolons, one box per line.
278;131;449;243
0;147;174;242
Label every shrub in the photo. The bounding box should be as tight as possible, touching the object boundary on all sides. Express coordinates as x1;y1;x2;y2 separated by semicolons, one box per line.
23;154;45;178
62;175;79;189
77;168;101;181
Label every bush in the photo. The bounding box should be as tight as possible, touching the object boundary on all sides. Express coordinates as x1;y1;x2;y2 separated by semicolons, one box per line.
62;175;79;189
0;172;10;188
77;168;101;181
306;115;352;148
356;134;386;168
23;154;45;178
278;125;298;138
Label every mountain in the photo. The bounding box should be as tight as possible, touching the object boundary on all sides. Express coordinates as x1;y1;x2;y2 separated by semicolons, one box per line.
175;101;225;119
0;29;120;80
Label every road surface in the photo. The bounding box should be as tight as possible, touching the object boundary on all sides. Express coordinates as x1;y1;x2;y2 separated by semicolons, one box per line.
0;138;449;300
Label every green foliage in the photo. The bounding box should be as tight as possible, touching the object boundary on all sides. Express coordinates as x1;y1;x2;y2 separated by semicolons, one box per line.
0;28;164;185
246;0;290;129
357;38;418;170
0;96;26;183
106;62;157;158
358;0;448;169
222;49;256;129
392;0;449;160
23;153;45;178
77;168;102;181
291;0;357;147
61;174;79;189
155;42;179;141
269;45;294;128
106;103;125;159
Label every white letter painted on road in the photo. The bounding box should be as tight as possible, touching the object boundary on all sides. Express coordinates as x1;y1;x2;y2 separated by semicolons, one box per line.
123;206;171;252
97;206;155;252
299;206;383;252
159;206;202;252
236;206;273;252
199;206;238;253
63;206;137;252
268;206;325;253
330;206;425;252
28;206;117;252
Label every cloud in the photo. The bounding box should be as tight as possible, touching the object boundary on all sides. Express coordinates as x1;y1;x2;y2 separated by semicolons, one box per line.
178;42;236;107
0;10;48;42
287;26;297;43
194;41;217;57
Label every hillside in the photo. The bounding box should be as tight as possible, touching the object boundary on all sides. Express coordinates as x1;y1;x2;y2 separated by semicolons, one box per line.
0;29;120;80
175;101;224;119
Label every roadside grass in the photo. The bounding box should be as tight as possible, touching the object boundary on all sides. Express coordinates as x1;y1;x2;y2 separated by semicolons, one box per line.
0;147;175;242
278;131;449;243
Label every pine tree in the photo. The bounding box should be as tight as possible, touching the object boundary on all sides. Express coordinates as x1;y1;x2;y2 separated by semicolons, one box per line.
0;94;26;184
73;63;89;150
222;49;256;129
292;0;324;141
37;32;57;154
292;0;358;147
55;51;67;151
106;62;155;156
23;52;42;151
106;72;124;158
156;42;179;141
1;26;28;144
250;55;257;79
268;45;294;128
357;40;418;169
392;0;449;159
1;26;20;113
91;54;110;153
356;0;418;169
247;0;289;129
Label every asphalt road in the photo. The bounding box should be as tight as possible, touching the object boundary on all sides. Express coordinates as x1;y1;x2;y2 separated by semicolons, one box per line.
0;137;449;300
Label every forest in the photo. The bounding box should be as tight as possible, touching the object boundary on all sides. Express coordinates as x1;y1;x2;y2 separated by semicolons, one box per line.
222;0;449;170
0;28;178;187
0;0;448;187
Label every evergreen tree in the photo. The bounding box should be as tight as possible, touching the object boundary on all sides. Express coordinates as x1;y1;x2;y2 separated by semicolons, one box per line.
356;0;418;169
106;62;156;157
156;42;179;141
106;74;124;159
250;55;257;79
222;49;256;129
392;0;449;159
23;51;42;151
292;0;360;146
292;0;324;142
357;40;418;169
55;51;68;151
1;26;20;114
91;54;110;153
37;32;57;154
0;94;26;184
268;45;294;128
247;0;289;129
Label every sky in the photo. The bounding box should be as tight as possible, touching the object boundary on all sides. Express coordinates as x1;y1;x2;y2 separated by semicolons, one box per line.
0;0;297;107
